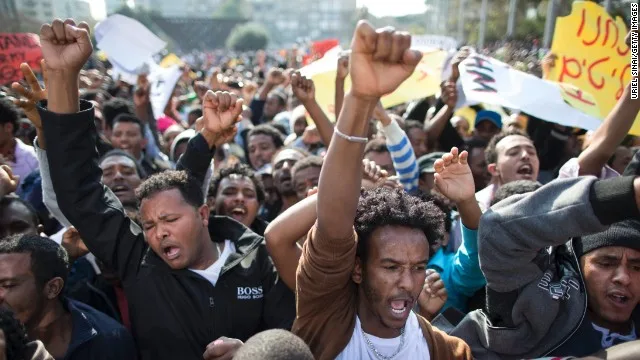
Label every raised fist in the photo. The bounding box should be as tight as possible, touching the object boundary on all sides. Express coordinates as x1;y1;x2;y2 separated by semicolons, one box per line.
200;91;243;147
39;19;93;72
349;21;422;100
291;71;315;103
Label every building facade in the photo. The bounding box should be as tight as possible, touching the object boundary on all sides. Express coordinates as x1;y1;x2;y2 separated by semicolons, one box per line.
135;0;222;18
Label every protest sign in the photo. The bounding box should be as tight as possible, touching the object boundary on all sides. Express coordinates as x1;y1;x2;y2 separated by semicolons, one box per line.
94;14;166;72
148;65;182;119
459;54;603;131
548;1;638;134
0;33;42;85
300;47;447;120
411;35;458;51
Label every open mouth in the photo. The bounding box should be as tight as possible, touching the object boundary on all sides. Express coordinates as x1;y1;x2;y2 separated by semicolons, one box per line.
112;185;130;194
230;207;247;216
389;299;412;317
608;291;630;306
162;245;180;260
516;164;533;177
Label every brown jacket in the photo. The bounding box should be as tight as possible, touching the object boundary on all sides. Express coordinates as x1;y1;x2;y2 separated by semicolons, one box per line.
292;225;473;360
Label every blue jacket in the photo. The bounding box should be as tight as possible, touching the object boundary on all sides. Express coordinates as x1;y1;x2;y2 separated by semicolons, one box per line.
63;298;136;360
427;223;485;313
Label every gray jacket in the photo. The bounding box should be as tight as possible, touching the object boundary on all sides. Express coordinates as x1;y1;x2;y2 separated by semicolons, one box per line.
450;176;639;359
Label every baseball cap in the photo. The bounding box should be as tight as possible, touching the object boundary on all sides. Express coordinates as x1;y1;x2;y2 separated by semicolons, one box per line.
418;152;446;174
475;110;502;129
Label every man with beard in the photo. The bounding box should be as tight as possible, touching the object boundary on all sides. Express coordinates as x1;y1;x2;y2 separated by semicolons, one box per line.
209;163;268;236
476;129;539;211
271;148;308;213
37;18;295;360
292;21;471;359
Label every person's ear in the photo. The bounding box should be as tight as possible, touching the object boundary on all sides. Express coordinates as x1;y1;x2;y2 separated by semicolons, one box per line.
487;163;498;177
44;277;65;300
352;257;363;284
198;204;210;227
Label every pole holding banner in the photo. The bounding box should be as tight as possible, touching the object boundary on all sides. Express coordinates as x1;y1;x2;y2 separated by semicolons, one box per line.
458;0;466;44
478;0;488;49
507;0;517;37
543;0;558;48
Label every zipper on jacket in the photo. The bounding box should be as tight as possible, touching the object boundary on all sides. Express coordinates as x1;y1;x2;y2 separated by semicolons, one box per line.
209;297;214;307
542;241;587;356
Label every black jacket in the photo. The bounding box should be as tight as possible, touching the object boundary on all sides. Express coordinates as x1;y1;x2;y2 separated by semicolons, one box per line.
39;101;296;360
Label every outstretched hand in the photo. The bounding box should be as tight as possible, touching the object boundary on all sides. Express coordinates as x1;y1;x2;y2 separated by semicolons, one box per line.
200;91;243;148
418;269;448;321
11;60;48;129
434;147;475;204
349;21;422;100
39;19;93;72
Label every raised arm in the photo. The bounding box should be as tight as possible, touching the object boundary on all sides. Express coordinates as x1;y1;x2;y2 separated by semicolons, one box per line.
37;19;144;282
249;68;284;124
480;175;640;293
291;72;334;147
433;147;485;297
577;81;640;176
375;102;419;192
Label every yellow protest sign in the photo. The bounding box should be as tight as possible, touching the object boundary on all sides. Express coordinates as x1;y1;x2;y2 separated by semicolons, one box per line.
304;49;447;120
549;1;636;134
160;53;184;68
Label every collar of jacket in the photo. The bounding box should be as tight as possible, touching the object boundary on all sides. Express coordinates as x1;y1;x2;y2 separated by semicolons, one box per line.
142;215;264;274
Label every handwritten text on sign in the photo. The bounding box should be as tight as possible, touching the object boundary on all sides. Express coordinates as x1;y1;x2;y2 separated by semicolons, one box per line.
549;1;640;134
0;33;42;85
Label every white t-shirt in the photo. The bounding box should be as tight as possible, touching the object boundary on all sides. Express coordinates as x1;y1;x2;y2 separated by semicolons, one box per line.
189;240;235;287
336;311;430;360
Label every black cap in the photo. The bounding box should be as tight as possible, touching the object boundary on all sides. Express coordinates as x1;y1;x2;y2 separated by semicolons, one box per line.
574;220;640;258
418;152;446;174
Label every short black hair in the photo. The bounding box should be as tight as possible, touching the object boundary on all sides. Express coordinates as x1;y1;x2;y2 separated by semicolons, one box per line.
462;136;488;154
404;120;423;133
0;234;69;288
270;122;289;138
209;163;265;204
364;138;389;156
112;113;143;134
188;108;203;119
248;125;285;148
485;129;531;165
355;188;444;262
136;170;204;208
0;196;39;228
102;98;134;130
233;329;314;360
99;149;146;179
0;308;29;360
491;180;542;206
0;98;20;134
291;155;323;176
268;91;287;107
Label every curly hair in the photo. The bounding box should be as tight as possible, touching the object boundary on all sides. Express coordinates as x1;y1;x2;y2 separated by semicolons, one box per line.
354;188;444;262
0;308;28;360
248;125;285;148
209;163;265;204
136;170;204;208
484;129;531;165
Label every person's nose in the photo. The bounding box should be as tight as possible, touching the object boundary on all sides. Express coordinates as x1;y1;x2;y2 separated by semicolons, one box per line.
397;267;414;293
612;264;631;286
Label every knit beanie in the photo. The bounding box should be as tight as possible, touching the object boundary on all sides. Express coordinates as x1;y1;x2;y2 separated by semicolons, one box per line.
574;219;640;258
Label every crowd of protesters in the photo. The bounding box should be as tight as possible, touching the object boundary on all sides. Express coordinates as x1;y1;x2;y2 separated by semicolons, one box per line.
0;15;639;360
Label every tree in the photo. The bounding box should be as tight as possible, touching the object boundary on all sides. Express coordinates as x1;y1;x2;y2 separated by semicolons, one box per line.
214;0;251;19
226;22;269;51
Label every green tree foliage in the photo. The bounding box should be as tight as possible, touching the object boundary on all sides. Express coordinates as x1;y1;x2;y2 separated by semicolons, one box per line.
226;22;269;51
214;0;251;19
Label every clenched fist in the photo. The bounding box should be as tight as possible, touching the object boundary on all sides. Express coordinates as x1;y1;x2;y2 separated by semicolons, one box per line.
349;21;422;100
39;19;92;72
199;91;243;148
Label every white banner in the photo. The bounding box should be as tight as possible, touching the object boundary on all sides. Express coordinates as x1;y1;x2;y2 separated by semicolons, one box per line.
94;14;166;72
148;65;182;119
411;35;458;51
459;54;603;131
